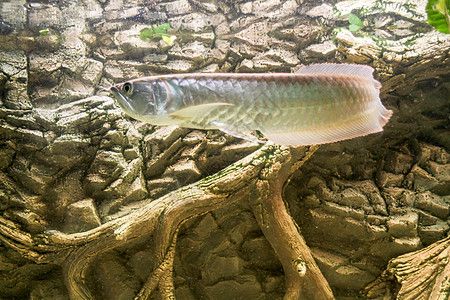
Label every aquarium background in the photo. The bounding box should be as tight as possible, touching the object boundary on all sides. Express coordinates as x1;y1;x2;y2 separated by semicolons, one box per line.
0;0;449;299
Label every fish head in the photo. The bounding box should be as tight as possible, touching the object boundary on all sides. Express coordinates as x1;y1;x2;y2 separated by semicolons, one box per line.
110;80;157;119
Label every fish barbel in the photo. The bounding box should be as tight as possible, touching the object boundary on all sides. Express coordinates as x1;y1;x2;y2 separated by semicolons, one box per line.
110;63;392;145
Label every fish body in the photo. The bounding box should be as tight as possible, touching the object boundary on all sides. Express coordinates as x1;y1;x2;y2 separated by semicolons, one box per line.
110;63;392;145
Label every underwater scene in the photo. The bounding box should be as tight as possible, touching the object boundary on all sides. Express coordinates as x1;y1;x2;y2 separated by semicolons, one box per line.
0;0;449;299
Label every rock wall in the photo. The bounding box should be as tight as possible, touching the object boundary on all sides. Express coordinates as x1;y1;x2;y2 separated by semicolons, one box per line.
0;0;449;299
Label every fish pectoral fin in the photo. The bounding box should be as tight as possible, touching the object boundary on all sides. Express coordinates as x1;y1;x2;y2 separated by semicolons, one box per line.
210;121;262;144
169;103;234;121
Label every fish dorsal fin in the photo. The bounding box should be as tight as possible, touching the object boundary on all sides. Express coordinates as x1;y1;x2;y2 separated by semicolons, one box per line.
170;103;233;120
297;63;380;89
297;63;375;79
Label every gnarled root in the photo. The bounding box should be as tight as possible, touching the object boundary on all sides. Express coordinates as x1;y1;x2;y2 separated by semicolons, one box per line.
0;144;333;299
135;229;178;300
365;236;450;299
249;146;333;300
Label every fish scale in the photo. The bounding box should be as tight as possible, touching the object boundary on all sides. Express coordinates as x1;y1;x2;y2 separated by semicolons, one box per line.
179;76;368;129
111;63;392;146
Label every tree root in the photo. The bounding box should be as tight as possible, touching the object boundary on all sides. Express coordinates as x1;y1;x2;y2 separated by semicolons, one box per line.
365;236;450;299
249;146;333;300
0;144;333;299
135;229;178;300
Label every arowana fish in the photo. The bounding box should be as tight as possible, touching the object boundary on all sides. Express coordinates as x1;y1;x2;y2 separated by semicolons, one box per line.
110;63;392;146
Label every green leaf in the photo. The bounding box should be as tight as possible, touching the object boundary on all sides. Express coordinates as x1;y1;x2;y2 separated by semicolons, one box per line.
426;0;450;33
161;35;176;46
349;24;362;32
434;0;448;14
348;13;363;26
139;27;156;40
139;23;173;41
39;28;50;36
153;23;171;34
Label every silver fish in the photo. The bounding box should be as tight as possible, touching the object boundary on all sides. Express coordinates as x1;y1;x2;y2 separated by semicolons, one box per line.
110;63;392;146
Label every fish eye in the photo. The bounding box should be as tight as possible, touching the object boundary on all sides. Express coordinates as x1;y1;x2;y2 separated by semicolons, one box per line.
122;82;133;94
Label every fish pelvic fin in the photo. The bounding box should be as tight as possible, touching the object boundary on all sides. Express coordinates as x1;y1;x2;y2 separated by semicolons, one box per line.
211;120;262;144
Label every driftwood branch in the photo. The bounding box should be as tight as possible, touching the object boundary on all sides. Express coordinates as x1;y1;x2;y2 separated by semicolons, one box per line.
365;236;450;299
249;145;333;300
135;228;179;300
0;143;331;299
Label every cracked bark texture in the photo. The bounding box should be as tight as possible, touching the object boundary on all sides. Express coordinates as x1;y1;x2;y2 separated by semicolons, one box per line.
0;0;449;299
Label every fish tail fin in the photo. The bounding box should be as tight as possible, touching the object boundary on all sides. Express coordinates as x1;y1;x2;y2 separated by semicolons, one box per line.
379;106;393;127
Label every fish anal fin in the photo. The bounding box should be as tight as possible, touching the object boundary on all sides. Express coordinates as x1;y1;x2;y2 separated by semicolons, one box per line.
262;110;391;146
170;103;234;121
263;126;379;146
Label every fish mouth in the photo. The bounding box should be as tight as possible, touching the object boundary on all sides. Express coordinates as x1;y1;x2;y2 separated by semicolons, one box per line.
110;85;122;94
